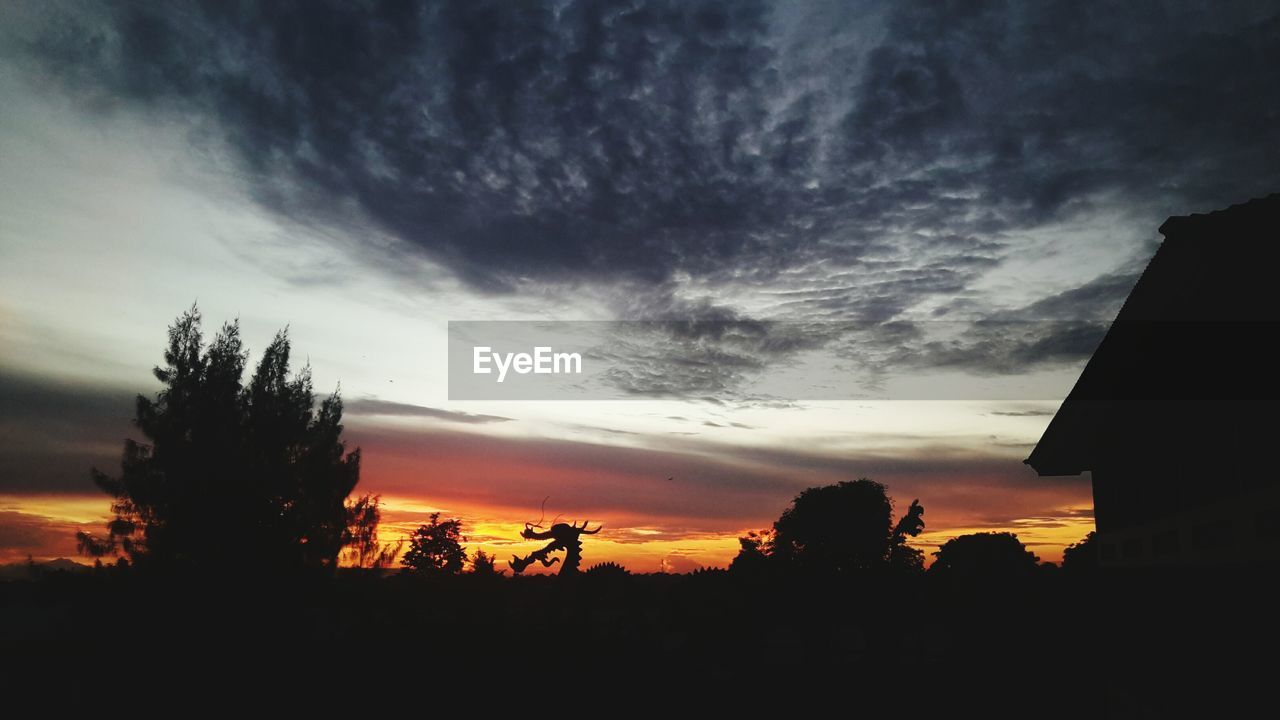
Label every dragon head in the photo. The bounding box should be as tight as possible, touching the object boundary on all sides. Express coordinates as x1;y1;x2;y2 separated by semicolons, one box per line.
509;520;603;574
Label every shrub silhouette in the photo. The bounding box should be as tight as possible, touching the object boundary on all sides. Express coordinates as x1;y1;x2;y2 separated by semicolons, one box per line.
76;305;372;571
728;528;776;574
584;560;630;577
889;498;926;571
733;478;925;574
1061;531;1099;572
930;532;1040;576
401;512;467;575
469;548;503;576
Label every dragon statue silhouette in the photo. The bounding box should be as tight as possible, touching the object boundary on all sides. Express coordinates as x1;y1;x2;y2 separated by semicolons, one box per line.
508;501;602;575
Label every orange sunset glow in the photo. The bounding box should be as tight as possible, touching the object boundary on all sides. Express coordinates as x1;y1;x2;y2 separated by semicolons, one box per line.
2;405;1095;570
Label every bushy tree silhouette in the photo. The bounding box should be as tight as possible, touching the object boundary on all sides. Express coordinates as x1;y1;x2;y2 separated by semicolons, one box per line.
728;528;776;574
401;512;467;575
1061;531;1099;573
889;499;926;571
76;305;372;571
469;548;503;576
732;479;925;574
930;532;1039;576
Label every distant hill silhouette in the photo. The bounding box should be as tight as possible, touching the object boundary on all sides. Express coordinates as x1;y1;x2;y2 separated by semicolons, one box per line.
0;557;90;580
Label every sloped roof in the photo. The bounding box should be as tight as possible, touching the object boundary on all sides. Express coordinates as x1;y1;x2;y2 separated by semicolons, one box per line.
1025;193;1280;476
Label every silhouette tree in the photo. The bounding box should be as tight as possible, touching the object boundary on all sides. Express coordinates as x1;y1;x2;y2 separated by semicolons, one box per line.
341;494;403;569
469;548;503;576
728;528;776;574
75;305;372;571
1061;531;1099;573
889;499;926;571
401;512;467;575
731;479;925;574
930;532;1040;576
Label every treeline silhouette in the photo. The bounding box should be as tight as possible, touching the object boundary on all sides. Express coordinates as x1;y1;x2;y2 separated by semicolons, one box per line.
3;308;1272;711
69;306;1084;580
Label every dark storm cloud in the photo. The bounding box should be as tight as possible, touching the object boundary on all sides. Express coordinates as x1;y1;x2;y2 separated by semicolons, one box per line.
0;372;136;493
873;3;1280;225
579;299;1120;400
885;320;1110;375
788;264;1148;384
528;309;823;399
0;373;520;495
343;397;511;424
15;0;1278;310
879;266;1147;375
1012;269;1145;322
989;409;1055;418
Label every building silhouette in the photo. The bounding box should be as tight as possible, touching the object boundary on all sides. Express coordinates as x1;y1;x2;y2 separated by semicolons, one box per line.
1027;194;1280;565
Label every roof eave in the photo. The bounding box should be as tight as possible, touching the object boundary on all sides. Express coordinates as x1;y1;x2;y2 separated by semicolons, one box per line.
1023;456;1085;477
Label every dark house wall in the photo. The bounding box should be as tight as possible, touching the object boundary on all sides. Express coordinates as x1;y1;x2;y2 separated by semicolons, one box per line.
1028;195;1280;565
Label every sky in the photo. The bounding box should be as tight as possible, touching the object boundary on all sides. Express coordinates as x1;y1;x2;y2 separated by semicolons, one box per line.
2;0;1279;570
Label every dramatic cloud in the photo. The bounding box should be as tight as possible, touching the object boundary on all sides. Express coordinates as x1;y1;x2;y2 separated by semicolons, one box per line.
0;371;135;493
348;423;1089;533
0;510;65;553
344;397;511;424
10;0;1277;312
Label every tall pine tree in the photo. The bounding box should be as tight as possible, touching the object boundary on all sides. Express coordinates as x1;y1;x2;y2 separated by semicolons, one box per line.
78;305;372;571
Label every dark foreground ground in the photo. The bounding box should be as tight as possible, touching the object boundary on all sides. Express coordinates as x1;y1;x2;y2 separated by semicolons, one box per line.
2;566;1274;714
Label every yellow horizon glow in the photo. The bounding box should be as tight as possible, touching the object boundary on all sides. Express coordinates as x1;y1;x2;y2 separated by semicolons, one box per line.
1;493;1093;570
